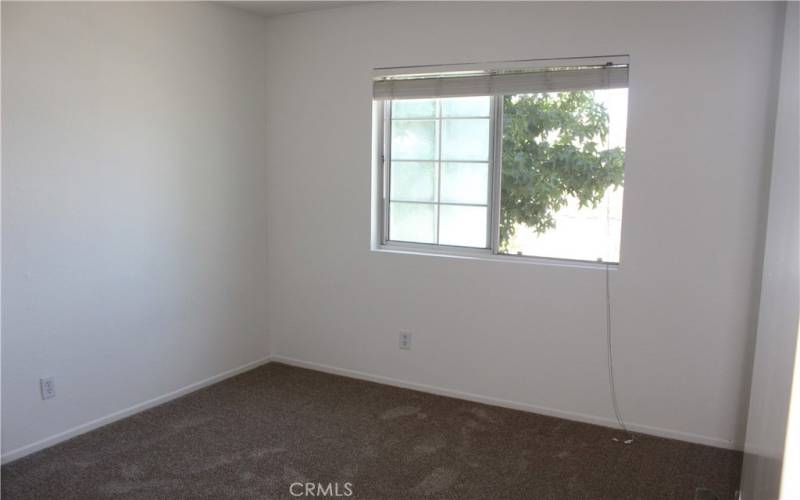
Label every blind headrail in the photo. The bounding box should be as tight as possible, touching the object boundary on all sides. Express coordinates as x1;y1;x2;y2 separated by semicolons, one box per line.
373;63;628;100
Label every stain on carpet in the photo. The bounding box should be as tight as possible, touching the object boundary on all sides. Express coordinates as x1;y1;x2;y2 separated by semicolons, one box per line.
409;467;460;496
380;405;420;420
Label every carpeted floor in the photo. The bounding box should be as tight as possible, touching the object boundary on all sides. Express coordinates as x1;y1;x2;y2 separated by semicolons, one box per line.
2;362;742;499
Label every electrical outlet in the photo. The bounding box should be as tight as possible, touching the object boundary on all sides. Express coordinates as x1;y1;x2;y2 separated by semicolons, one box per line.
399;332;412;350
40;377;56;400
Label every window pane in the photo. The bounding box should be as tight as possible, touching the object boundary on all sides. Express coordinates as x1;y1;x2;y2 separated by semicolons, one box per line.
390;202;437;244
391;162;437;202
441;118;490;161
499;89;627;262
441;96;490;117
392;99;436;118
440;162;488;204
392;120;437;160
438;205;487;248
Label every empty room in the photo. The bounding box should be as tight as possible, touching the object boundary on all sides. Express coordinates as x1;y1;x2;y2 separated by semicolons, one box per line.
2;1;799;499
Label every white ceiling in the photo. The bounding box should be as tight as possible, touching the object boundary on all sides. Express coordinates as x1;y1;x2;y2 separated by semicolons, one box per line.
226;1;366;18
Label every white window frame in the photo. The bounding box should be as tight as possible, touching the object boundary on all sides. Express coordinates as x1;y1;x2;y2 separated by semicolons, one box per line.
374;56;628;268
379;96;501;255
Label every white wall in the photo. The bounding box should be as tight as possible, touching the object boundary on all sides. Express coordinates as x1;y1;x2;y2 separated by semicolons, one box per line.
1;2;269;460
741;2;800;498
263;2;783;448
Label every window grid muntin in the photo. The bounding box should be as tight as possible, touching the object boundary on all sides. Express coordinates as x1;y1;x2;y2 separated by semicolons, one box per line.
388;200;489;208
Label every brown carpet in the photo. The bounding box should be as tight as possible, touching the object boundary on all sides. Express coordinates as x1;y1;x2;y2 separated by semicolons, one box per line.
2;362;742;499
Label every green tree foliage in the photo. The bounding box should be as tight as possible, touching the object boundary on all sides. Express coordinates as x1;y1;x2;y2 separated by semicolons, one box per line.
500;91;625;249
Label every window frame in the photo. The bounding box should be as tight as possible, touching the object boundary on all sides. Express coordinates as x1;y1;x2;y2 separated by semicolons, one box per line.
375;61;627;268
379;97;501;252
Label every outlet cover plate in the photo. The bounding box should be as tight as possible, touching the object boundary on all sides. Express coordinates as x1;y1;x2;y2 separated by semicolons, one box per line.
40;377;56;400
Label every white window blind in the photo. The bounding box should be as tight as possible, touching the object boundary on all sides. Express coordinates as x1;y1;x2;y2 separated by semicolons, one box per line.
373;64;628;100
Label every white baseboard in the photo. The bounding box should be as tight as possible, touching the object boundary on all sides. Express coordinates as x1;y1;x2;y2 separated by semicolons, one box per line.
1;356;273;464
271;355;743;451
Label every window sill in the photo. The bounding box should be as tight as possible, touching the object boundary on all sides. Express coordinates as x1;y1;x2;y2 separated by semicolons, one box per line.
372;243;619;271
